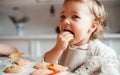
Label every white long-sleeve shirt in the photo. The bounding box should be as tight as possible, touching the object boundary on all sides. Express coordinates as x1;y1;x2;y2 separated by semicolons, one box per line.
59;39;120;75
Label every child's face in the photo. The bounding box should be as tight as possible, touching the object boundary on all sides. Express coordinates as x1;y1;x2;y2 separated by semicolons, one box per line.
59;1;95;45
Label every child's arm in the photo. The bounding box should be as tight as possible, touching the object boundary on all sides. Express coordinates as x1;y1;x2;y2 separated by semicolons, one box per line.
44;31;74;63
44;46;64;64
0;44;18;56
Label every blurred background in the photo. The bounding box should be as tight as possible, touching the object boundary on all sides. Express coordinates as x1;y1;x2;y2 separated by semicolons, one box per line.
0;0;120;58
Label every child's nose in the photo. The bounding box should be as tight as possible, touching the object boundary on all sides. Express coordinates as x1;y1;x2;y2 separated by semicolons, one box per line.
63;18;70;26
62;19;71;30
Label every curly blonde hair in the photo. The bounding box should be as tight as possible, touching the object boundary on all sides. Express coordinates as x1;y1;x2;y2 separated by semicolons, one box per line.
64;0;107;40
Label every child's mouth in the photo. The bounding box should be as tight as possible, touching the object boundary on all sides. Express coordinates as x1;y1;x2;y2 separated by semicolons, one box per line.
64;30;74;35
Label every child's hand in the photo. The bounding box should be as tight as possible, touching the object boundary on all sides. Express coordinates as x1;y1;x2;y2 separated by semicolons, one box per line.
55;31;74;51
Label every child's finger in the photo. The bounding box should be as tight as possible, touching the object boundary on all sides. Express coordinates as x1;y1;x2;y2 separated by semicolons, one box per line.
58;31;74;38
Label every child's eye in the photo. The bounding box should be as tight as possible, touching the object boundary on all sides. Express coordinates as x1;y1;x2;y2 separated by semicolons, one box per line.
72;15;80;19
61;15;66;19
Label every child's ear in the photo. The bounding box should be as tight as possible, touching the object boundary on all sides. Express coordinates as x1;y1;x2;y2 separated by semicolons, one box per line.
91;21;99;29
88;21;99;33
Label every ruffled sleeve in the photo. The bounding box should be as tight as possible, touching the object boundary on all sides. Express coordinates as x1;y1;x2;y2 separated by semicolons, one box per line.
100;49;120;75
74;56;120;75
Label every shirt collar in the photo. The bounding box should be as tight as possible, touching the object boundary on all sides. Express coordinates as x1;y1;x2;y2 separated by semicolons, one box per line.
69;43;88;50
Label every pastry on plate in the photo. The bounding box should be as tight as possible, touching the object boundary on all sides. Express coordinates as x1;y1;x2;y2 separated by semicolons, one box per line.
48;63;68;72
12;59;29;66
33;62;50;69
30;69;53;75
4;58;29;73
4;64;24;73
32;62;68;75
9;52;23;58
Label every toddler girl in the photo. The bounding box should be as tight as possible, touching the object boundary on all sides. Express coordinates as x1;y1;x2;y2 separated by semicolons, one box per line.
44;0;120;74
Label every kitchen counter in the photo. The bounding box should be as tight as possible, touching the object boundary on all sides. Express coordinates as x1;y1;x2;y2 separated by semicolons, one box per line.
0;34;57;58
102;33;120;38
0;34;57;40
0;33;120;58
0;33;120;39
